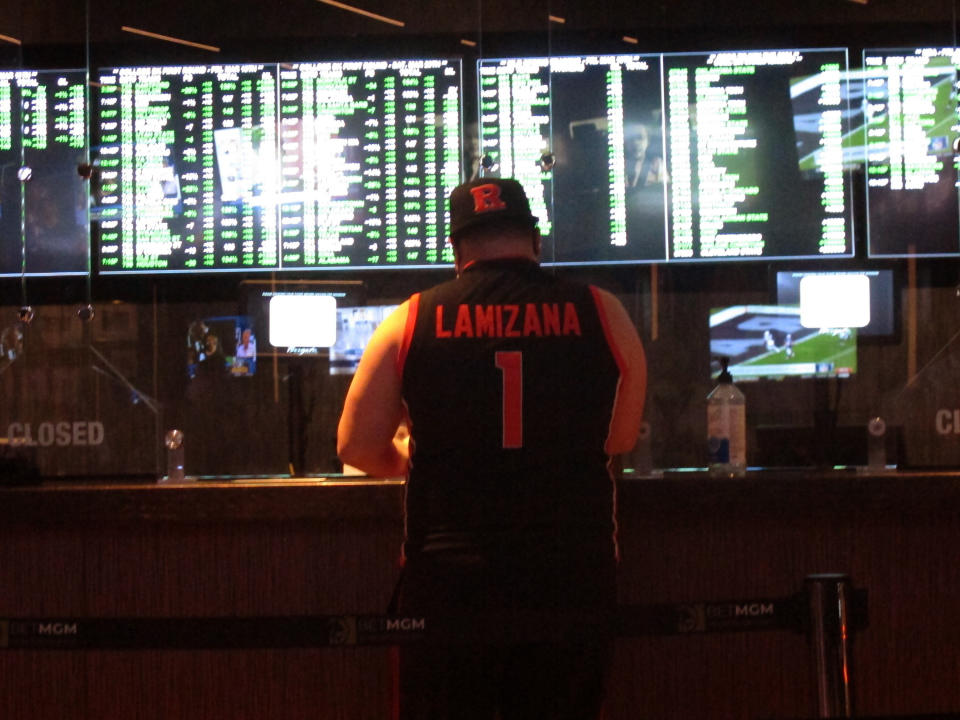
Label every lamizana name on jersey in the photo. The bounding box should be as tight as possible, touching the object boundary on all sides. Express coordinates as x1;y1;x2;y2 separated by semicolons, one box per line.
434;302;583;339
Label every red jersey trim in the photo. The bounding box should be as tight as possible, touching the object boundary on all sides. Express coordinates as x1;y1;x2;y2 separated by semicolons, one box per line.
591;284;625;565
589;285;627;376
397;299;418;571
396;293;420;377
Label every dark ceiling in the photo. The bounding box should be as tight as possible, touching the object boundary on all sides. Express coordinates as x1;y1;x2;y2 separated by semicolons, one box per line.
3;0;960;60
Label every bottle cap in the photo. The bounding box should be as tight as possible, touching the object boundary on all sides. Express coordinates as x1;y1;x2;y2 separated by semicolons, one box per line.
717;356;732;384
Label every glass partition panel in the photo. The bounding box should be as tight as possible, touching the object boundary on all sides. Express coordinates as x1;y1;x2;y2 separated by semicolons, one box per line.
0;298;160;479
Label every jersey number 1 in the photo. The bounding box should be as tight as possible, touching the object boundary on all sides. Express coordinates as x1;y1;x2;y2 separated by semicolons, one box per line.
495;351;523;448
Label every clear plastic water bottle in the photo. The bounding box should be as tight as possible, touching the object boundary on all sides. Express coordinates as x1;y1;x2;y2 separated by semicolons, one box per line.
707;357;746;477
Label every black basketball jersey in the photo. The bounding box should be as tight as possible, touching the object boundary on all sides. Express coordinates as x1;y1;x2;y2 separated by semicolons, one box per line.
399;258;625;562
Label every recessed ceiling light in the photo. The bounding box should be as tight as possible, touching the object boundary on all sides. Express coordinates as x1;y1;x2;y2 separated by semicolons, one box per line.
121;26;220;52
315;0;405;27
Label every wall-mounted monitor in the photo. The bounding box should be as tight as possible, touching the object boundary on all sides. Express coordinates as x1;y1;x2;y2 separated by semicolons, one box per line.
329;304;399;375
775;268;895;336
862;47;960;258
240;279;362;357
268;294;337;350
94;59;462;273
0;69;89;277
478;48;855;265
710;305;857;381
240;278;398;374
187;314;257;380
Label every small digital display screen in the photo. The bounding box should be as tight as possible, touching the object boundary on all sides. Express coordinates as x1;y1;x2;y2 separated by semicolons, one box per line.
268;294;337;349
248;288;345;357
187;315;257;379
776;269;895;336
240;279;398;372
330;304;399;375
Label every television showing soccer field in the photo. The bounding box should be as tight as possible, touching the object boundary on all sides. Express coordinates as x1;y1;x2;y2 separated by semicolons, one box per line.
709;304;857;381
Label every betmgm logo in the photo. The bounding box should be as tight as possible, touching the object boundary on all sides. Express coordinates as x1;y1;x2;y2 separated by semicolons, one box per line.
327;616;358;646
16;621;79;636
676;602;775;632
36;622;79;635
359;616;426;633
1;620;78;646
676;604;706;633
360;616;427;639
327;616;427;645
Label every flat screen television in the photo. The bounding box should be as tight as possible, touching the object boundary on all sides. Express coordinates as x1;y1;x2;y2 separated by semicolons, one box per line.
709;304;857;381
862;47;960;258
94;58;463;273
329;304;400;375
187;314;257;379
775;268;896;336
239;279;399;374
0;69;89;277
478;48;856;265
240;279;362;357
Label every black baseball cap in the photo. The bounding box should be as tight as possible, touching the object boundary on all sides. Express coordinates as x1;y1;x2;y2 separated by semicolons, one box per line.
448;178;538;238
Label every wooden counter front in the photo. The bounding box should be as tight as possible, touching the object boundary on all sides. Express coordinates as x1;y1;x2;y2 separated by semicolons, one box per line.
0;472;958;719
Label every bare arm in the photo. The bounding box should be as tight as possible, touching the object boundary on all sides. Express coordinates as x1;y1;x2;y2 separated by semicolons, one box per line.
593;288;647;456
336;301;411;477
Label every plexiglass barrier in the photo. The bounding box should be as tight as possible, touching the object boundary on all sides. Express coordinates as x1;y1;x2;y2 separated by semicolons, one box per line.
4;265;960;481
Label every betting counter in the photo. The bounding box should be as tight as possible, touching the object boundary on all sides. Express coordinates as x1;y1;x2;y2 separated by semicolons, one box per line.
1;470;959;719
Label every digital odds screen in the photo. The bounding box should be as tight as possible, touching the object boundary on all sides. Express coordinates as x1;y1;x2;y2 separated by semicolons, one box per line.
0;69;89;277
478;49;856;265
862;47;960;258
94;59;462;273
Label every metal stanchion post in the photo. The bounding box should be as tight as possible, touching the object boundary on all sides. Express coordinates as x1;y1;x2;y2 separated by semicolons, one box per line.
805;573;853;718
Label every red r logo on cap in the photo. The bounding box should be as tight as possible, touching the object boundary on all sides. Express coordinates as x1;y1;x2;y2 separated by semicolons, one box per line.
470;184;507;213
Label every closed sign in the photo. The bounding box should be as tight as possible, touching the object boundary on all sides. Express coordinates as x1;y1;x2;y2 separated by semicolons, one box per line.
7;422;105;447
